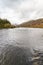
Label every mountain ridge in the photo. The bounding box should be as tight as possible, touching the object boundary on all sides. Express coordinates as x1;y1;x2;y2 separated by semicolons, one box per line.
17;18;43;28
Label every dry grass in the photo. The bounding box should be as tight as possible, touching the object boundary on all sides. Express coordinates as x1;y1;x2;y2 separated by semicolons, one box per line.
17;18;43;28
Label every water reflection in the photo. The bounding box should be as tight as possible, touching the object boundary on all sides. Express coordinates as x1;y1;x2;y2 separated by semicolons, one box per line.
0;44;43;65
0;28;43;65
0;45;32;65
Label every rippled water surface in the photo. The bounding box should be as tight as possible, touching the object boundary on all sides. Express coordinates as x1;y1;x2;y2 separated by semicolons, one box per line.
0;28;43;48
0;28;43;65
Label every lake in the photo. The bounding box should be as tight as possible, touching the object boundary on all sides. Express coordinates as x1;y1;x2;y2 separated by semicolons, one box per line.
0;28;43;65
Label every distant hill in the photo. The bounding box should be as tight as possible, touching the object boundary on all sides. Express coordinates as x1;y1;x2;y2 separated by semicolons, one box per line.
0;18;15;28
17;18;43;28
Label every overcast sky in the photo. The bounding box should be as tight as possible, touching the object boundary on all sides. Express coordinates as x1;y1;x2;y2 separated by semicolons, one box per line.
0;0;43;24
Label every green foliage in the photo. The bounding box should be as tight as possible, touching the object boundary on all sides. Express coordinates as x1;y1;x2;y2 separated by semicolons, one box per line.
0;18;15;28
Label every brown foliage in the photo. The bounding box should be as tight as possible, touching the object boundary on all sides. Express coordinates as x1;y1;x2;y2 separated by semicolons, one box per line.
17;18;43;28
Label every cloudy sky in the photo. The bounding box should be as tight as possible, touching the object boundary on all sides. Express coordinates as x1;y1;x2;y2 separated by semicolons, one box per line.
0;0;43;24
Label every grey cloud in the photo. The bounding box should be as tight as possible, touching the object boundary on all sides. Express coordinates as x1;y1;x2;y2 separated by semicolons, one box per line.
0;0;43;24
2;0;24;8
